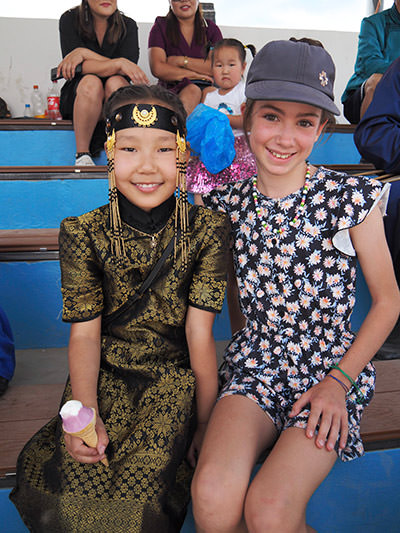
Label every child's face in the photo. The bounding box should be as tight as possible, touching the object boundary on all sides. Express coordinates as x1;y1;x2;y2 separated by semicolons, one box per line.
212;47;245;94
114;127;177;212
248;100;325;180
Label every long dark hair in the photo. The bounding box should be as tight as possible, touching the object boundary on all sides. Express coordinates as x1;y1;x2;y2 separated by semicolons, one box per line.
104;84;187;136
76;0;126;44
166;4;208;48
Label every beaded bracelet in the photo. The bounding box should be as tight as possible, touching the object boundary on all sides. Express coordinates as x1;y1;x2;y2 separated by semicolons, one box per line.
326;374;350;394
330;364;364;404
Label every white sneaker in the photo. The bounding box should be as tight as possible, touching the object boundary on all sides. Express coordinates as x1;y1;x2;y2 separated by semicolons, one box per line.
75;154;95;166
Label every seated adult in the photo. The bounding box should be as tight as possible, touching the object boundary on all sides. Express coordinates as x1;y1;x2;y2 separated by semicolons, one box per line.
354;56;400;173
341;1;400;124
148;0;222;115
0;305;15;397
57;0;148;165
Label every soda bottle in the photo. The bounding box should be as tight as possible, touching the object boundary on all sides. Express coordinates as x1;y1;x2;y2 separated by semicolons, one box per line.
31;85;46;118
47;80;62;120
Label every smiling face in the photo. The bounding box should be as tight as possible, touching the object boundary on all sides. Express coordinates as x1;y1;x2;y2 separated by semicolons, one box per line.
212;46;246;94
87;0;117;19
114;125;178;212
169;0;199;20
248;100;324;189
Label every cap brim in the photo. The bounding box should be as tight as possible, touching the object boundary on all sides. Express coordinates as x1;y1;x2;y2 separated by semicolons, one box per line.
245;79;340;116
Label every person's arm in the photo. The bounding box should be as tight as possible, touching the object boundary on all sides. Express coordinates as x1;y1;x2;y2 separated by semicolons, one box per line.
80;57;148;84
166;54;213;77
57;47;107;80
354;60;400;172
356;17;392;77
334;205;400;380
290;205;400;452
59;46;147;83
149;47;212;82
64;316;109;464
185;305;219;467
227;114;244;130
59;216;108;463
163;18;221;78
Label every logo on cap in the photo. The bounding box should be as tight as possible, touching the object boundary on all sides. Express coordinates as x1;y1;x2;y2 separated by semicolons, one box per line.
319;71;328;87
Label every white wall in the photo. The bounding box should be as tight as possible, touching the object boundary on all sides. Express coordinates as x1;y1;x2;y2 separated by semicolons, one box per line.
0;17;358;122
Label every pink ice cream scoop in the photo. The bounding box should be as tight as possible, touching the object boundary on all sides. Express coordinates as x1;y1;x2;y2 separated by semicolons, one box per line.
60;400;95;432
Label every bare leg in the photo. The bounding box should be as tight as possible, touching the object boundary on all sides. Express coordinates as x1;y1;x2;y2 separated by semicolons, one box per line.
73;75;104;153
244;427;337;533
192;395;278;533
360;73;383;119
104;75;130;101
179;83;202;115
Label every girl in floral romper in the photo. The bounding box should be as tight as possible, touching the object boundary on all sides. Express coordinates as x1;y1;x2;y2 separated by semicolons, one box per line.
191;39;400;532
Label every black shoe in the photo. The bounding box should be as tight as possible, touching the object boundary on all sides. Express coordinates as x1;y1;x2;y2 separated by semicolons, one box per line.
0;376;9;396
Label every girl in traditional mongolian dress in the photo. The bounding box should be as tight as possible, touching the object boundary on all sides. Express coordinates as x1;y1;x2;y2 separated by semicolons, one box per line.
10;84;229;533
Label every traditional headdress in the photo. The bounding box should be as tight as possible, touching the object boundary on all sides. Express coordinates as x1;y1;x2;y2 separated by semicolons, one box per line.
105;103;189;267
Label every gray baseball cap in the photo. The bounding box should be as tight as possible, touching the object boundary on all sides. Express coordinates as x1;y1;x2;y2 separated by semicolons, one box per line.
245;40;340;115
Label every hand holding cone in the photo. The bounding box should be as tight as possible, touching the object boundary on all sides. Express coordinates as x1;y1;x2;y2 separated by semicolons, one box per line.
60;400;109;466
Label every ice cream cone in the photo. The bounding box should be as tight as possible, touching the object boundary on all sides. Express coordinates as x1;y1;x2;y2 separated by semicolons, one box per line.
63;408;109;466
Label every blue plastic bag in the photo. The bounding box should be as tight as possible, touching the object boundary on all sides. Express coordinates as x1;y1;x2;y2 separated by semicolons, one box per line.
187;103;235;173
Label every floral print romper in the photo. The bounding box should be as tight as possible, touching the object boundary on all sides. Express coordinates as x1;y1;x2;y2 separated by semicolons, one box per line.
203;167;390;461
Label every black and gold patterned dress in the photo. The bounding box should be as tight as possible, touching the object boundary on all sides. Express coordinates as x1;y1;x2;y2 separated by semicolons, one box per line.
10;194;229;533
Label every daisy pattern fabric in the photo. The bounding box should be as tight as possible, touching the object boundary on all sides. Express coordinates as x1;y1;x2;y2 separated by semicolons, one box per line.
203;167;390;461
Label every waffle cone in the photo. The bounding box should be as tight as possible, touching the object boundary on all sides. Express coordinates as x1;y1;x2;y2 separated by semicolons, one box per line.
64;408;109;466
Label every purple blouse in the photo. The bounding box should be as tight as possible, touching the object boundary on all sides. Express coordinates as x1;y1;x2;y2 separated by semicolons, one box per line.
148;16;222;93
148;16;222;58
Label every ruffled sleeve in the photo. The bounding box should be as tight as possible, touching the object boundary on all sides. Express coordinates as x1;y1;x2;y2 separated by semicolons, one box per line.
59;217;104;322
188;209;230;313
331;175;390;256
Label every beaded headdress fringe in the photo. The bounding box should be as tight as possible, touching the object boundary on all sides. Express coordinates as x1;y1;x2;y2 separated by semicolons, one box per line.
106;103;189;268
106;129;126;258
175;132;189;269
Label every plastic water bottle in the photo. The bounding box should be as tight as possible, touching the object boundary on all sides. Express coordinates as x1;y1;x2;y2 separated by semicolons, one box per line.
47;80;62;120
31;85;46;118
24;103;32;118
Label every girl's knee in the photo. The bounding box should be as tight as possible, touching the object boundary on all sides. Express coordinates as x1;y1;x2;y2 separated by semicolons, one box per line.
192;464;225;510
244;489;299;533
192;465;245;529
